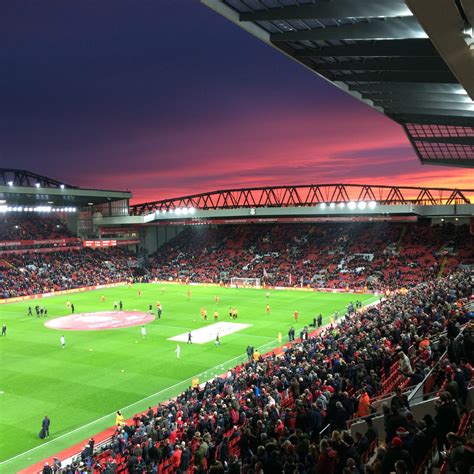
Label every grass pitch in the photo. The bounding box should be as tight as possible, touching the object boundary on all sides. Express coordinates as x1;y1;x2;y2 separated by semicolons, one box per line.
0;284;375;471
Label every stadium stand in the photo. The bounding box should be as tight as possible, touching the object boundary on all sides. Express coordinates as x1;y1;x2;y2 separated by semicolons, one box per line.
0;249;136;299
59;270;472;474
149;222;473;291
0;215;73;241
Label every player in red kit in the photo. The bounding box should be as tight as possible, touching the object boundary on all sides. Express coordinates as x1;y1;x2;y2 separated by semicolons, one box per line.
293;310;298;322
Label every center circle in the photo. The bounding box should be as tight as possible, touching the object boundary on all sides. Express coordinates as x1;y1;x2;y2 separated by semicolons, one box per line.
44;311;155;331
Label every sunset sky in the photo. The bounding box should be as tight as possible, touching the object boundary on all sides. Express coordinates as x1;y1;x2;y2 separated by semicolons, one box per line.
1;1;472;203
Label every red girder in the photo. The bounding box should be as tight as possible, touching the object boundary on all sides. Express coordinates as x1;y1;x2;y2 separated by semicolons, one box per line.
129;184;473;215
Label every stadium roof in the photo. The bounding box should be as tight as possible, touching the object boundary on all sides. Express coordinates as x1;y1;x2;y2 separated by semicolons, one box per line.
0;169;132;208
129;183;473;214
91;182;473;228
202;0;474;167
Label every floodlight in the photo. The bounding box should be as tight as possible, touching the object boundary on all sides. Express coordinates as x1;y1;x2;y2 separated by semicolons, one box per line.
181;208;188;215
348;201;357;210
0;206;7;213
7;181;13;186
35;183;40;188
368;201;377;209
358;201;367;210
329;203;336;209
320;203;327;209
60;184;65;189
175;208;182;215
189;207;196;214
338;202;345;208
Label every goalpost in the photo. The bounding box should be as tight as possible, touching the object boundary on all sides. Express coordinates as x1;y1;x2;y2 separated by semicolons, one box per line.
230;277;261;288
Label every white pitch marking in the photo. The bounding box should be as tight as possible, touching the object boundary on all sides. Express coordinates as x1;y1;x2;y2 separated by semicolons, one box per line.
168;322;251;344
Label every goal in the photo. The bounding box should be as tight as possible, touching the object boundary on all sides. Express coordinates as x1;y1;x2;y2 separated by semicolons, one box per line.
230;277;261;288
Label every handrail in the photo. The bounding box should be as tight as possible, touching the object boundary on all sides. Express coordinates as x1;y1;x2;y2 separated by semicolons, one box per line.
409;322;469;404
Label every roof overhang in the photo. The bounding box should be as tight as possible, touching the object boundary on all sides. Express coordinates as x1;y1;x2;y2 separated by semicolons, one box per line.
94;202;474;227
0;185;131;208
202;0;474;167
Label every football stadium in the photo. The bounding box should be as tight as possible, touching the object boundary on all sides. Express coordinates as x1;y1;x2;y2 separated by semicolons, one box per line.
1;1;474;474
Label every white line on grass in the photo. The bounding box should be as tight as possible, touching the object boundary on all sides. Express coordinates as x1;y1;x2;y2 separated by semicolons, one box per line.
1;292;378;468
0;341;267;467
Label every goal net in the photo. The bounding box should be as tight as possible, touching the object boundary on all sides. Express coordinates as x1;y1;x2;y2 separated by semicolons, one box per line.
230;277;261;288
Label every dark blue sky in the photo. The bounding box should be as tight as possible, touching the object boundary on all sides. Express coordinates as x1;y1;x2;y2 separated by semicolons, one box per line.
1;1;470;202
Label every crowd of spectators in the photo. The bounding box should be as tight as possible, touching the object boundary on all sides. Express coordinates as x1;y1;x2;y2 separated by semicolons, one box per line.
0;248;136;298
0;215;73;241
149;222;472;291
56;270;473;474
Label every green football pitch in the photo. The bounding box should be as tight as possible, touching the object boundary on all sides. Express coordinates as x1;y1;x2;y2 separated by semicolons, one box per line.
0;283;376;472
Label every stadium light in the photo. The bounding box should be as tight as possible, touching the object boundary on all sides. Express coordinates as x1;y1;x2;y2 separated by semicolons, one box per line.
60;184;65;189
35;183;40;188
175;208;182;215
338;202;345;209
329;203;336;209
181;208;188;215
320;203;327;209
34;206;52;213
348;201;357;210
7;181;13;186
188;207;196;214
0;206;7;213
358;201;367;210
368;201;377;209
